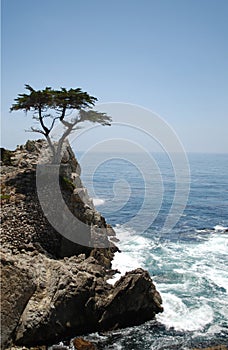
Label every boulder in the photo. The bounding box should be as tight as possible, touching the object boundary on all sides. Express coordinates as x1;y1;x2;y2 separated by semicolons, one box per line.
11;253;162;347
97;268;163;330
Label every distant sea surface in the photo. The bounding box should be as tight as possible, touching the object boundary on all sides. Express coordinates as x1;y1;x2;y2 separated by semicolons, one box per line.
75;152;228;349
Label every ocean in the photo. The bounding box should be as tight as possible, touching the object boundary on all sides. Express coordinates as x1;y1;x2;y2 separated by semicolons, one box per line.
76;152;228;349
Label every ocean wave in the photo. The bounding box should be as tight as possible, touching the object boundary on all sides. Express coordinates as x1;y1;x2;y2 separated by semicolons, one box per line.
107;224;150;285
107;223;228;335
157;294;214;332
195;224;228;234
214;224;228;232
93;198;105;206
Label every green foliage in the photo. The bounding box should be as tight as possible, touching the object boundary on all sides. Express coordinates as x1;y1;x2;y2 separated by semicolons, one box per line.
60;176;76;192
10;85;112;163
0;194;11;200
79;109;111;126
10;85;98;113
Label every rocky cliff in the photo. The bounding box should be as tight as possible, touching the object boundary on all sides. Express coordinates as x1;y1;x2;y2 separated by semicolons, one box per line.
0;140;163;349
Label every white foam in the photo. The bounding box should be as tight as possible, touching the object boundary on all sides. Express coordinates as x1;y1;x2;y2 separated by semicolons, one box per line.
190;232;228;256
157;293;214;332
195;228;211;233
107;250;143;285
214;224;228;232
93;198;105;206
202;264;228;293
207;324;224;335
107;223;228;334
107;225;150;284
195;224;228;234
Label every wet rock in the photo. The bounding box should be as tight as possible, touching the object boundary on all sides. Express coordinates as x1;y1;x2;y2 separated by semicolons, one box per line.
109;236;120;243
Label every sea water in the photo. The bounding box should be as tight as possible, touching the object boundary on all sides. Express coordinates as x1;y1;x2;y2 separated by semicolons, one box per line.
76;152;228;349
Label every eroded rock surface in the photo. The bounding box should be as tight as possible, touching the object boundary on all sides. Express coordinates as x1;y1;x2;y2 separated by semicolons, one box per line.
1;140;163;348
0;254;36;349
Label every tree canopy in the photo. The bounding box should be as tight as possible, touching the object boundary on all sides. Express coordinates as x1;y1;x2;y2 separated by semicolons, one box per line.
11;85;112;162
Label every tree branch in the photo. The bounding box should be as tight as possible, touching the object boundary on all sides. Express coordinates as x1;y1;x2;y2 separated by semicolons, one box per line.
46;135;56;161
38;107;50;136
49;116;60;133
55;120;76;163
26;127;45;135
60;106;66;121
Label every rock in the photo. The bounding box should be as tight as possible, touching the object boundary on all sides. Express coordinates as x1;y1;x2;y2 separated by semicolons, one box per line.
1;140;115;259
2;252;162;347
0;254;36;349
7;346;47;350
73;338;97;350
73;188;86;202
106;224;116;237
71;173;82;188
109;236;120;243
25;140;38;152
12;253;97;346
0;140;163;348
0;148;14;166
97;268;163;330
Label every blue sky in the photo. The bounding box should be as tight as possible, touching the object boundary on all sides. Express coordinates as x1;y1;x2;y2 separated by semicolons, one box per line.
1;0;228;153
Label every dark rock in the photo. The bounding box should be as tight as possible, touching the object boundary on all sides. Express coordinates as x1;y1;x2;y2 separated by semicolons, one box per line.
25;140;37;152
3;252;162;347
0;148;14;166
106;224;116;237
97;268;163;330
109;236;120;243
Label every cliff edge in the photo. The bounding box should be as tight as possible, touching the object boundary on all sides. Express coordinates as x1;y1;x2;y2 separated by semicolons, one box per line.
0;140;163;349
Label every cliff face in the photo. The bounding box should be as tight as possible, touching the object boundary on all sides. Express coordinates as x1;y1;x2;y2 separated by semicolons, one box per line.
0;140;163;349
1;140;116;262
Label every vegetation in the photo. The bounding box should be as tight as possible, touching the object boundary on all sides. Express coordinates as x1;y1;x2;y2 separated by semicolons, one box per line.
60;176;76;192
11;85;112;163
0;194;11;200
